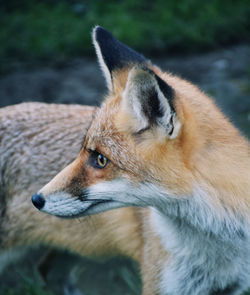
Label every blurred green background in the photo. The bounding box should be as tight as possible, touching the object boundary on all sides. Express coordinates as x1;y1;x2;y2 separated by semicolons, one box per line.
1;0;250;69
0;1;250;294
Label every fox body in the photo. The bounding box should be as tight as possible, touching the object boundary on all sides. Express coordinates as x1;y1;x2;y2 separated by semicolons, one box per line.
31;27;250;295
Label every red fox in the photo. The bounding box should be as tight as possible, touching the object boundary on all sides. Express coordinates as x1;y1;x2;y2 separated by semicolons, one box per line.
13;26;250;294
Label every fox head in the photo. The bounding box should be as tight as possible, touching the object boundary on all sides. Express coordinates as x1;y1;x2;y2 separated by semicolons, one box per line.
32;26;249;222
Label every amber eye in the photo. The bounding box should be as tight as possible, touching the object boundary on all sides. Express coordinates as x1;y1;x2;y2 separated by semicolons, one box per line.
97;153;108;168
88;151;109;169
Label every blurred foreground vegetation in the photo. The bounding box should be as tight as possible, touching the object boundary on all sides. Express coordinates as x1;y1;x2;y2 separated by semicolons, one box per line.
0;249;141;295
0;282;53;295
1;0;250;69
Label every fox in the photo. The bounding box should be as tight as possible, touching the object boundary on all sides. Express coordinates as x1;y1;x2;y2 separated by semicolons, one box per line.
30;26;250;295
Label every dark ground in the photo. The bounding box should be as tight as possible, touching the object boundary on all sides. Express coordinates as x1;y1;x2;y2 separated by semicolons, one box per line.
0;45;249;295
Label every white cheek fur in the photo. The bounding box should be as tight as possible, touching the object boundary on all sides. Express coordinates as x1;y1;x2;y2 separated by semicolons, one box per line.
85;178;172;208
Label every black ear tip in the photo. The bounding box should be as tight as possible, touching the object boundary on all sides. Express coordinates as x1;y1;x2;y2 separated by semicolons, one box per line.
93;25;102;36
92;26;147;77
93;26;113;42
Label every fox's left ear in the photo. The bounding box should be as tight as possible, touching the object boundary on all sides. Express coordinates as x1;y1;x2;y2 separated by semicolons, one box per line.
122;67;181;139
92;26;146;91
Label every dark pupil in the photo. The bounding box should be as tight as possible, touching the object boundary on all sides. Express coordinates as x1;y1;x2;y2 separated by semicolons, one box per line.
98;154;105;165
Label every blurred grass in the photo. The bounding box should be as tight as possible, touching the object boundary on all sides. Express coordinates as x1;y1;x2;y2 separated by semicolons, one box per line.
0;279;53;295
0;0;250;70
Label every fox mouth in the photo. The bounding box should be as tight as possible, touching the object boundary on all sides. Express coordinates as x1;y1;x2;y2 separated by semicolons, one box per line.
52;200;112;219
55;199;113;219
35;192;120;218
71;199;113;218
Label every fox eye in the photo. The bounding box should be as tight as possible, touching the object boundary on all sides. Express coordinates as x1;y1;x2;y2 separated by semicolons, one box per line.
97;153;108;168
89;151;110;169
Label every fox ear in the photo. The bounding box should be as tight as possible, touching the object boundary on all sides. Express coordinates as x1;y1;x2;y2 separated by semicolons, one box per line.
123;67;181;139
92;26;146;91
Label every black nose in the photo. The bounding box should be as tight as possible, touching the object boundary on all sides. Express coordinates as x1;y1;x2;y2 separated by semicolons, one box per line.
32;193;45;210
